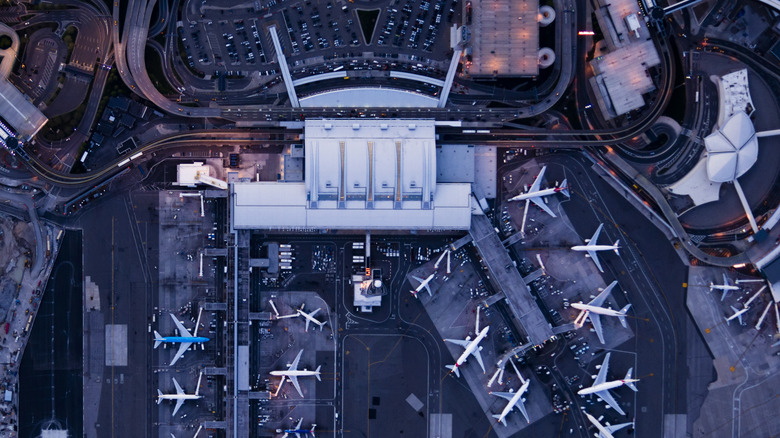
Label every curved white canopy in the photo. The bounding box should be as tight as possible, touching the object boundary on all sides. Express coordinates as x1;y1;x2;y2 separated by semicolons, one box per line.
704;112;758;182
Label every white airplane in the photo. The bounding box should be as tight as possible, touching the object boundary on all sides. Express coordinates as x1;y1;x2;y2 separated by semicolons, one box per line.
710;273;739;301
270;349;322;398
154;310;210;366
280;304;327;331
725;305;749;325
584;412;633;438
507;165;569;217
490;361;531;425
571;224;620;273
445;306;489;377
578;352;638;416
279;418;316;438
157;371;204;417
572;281;631;344
410;273;436;298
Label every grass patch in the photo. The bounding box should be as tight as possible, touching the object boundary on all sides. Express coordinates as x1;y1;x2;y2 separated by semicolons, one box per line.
356;9;380;45
63;26;78;63
145;46;176;95
0;35;11;50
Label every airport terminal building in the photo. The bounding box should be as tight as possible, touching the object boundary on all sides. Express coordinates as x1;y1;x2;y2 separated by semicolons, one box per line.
231;119;473;230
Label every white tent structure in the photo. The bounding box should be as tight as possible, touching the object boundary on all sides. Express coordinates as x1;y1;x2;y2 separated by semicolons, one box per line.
704;111;760;232
704;111;758;183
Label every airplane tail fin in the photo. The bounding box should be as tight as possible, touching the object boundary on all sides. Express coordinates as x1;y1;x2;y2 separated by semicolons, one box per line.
560;179;570;198
613;240;621;256
310;424;316;436
446;364;460;377
315;365;322;381
624;368;638;392
492;414;506;426
156;389;163;404
618;304;631;328
410;290;419;298
154;331;163;348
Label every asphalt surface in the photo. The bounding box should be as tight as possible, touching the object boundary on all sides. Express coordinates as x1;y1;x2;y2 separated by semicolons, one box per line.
18;231;83;438
497;152;709;438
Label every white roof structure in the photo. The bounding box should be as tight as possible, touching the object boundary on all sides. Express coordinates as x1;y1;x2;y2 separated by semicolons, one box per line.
176;162;210;185
299;88;438;108
704;112;758;183
231;119;473;230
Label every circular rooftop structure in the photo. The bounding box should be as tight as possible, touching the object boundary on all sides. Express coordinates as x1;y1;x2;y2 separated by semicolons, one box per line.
704;111;758;183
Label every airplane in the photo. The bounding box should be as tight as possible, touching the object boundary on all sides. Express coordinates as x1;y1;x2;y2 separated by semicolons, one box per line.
154;309;210;366
725;305;749;325
507;165;570;217
445;306;489;377
571;223;620;273
280;304;327;332
410;273;436;298
578;352;638;416
279;418;316;438
709;273;739;301
157;371;204;417
270;349;322;398
584;412;633;438
572;281;631;344
490;361;531;425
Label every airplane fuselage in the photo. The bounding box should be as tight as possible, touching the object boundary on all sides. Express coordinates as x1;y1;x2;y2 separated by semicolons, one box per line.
726;308;749;321
508;186;566;202
454;326;489;368
571;244;618;252
585;413;615;438
299;311;322;325
270;370;320;378
158;394;203;401
496;381;529;424
578;379;639;395
571;303;626;317
710;285;739;291
160;336;210;343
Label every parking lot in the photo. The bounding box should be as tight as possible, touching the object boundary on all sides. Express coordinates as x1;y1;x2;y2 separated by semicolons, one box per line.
179;0;459;79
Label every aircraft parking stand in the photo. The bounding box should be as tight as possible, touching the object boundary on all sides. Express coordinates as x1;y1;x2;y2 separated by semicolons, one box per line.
408;253;553;437
155;191;226;436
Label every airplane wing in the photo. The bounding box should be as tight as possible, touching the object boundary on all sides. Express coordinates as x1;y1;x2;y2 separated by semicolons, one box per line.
289;376;303;397
444;338;471;349
590;281;617;307
423;283;432;296
588;224;604;247
304;317;311;332
515;398;530;423
596;388;625;416
491;391;516;402
590;313;606;344
529;196;556;218
470;348;486;373
594;353;611;385
170;313;194;338
602;422;632;438
172;398;185;417
723;273;730;286
294;418;303;430
288;349;303;371
310;308;321;318
529;166;546;192
172;377;184;394
170;342;192;366
589;251;604;273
